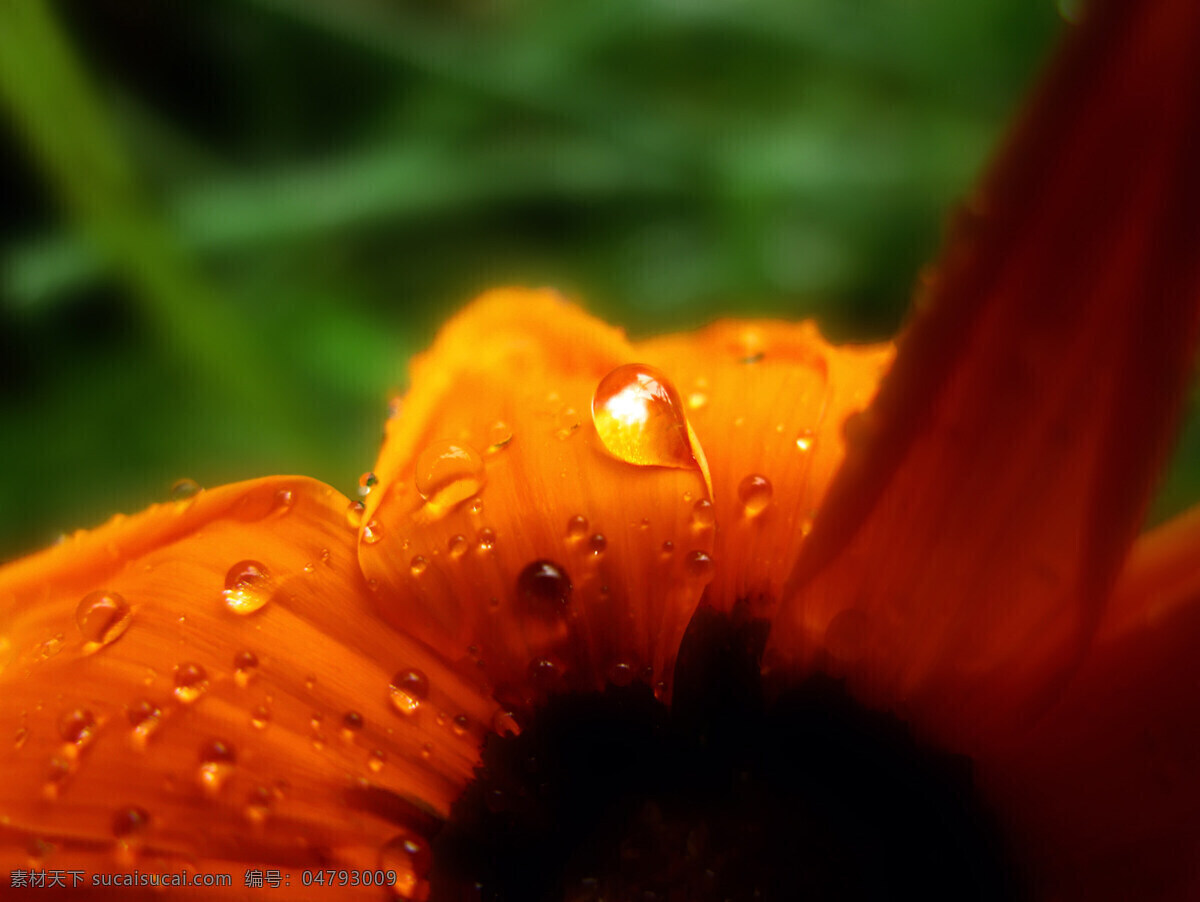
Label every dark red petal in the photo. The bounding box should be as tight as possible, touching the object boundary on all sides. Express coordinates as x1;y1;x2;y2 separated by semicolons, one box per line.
769;0;1200;750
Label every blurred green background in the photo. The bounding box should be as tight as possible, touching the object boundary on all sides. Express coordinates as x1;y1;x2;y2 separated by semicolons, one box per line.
0;0;1196;562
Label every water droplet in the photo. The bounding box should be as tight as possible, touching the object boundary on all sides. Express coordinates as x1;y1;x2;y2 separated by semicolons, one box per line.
363;521;385;545
222;560;272;616
233;650;259;688
554;407;581;441
359;471;379;491
517;560;572;619
245;786;272;824
379;835;431;900
592;363;698;469
346;500;366;530
487;421;514;453
492;710;520;736
566;515;589;541
409;556;428;577
476;528;497;552
112;806;149;838
452;714;469;736
738;474;773;517
388;669;429;716
660;540;674;558
58;708;96;750
469;497;484;515
250;705;271;730
127;700;161;748
272;488;294;515
607;660;637;687
75;590;132;648
14;726;29;749
414;440;486;513
795;431;816;453
685;550;714;581
420;742;433;760
342;711;364;735
588;534;607;557
368;749;386;773
690;499;715;531
173;662;208;704
448;534;468;558
170;478;202;501
197;739;236;794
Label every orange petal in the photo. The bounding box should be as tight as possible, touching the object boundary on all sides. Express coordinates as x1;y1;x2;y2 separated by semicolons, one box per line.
976;505;1200;898
0;477;495;899
767;0;1200;749
361;289;714;708
635;320;893;618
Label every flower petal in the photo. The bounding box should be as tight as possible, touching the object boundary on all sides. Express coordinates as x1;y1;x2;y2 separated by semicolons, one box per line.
361;289;714;708
0;477;493;897
976;506;1200;898
635;320;892;618
768;0;1200;748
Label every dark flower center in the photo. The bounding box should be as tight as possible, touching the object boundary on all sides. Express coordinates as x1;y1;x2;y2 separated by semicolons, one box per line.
432;606;1021;901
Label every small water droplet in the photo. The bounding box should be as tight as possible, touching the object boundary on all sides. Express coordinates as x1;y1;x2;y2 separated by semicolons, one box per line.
127;699;162;748
197;739;236;794
492;710;519;736
112;806;149;838
14;726;29;749
173;662;208;704
690;499;715;531
75;590;132;648
368;749;386;773
414;440;486;513
245;786;272;824
486;421;513;453
420;742;433;760
170;478;202;501
359;471;379;493
554;407;581;441
409;555;428;577
363;521;385;545
451;714;468;736
607;659;637;687
592;363;698;469
517;560;573;619
342;711;364;737
250;705;271;730
469;497;484;515
476;528;497;552
389;669;429;716
685;550;714;581
222;560;272;615
346;500;366;530
566;515;589;541
58;708;96;750
738;474;773;517
448;534;468;558
661;540;674;558
272;488;294;515
588;534;607;557
796;431;816;453
233;650;259;688
379;835;431;900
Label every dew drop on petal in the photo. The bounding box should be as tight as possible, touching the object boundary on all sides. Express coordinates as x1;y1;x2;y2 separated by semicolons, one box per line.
414;440;486;512
452;714;469;737
341;711;364;738
362;520;385;545
169;478;201;502
487;421;513;453
272;488;294;515
127;700;161;748
173;662;208;704
233;650;259;688
592;363;697;469
368;749;386;773
197;739;236;794
690;499;716;532
448;534;468;558
410;556;428;577
566;515;589;542
388;669;429;716
795;430;816;453
346;500;366;530
738;474;773;517
588;534;607;557
476;528;497;552
112;806;149;838
660;540;674;558
250;705;271;730
75;590;132;647
685;550;715;581
517;560;573;619
359;471;379;491
58;708;96;750
222;561;272;616
245;786;272;824
379;835;432;900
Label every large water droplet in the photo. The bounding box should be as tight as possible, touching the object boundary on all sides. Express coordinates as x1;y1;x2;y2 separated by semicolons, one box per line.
222;561;272;616
738;474;773;517
388;669;429;716
517;560;572;619
379;835;431;900
173;662;208;704
591;364;697;469
197;739;236;794
414;440;486;513
75;590;132;648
